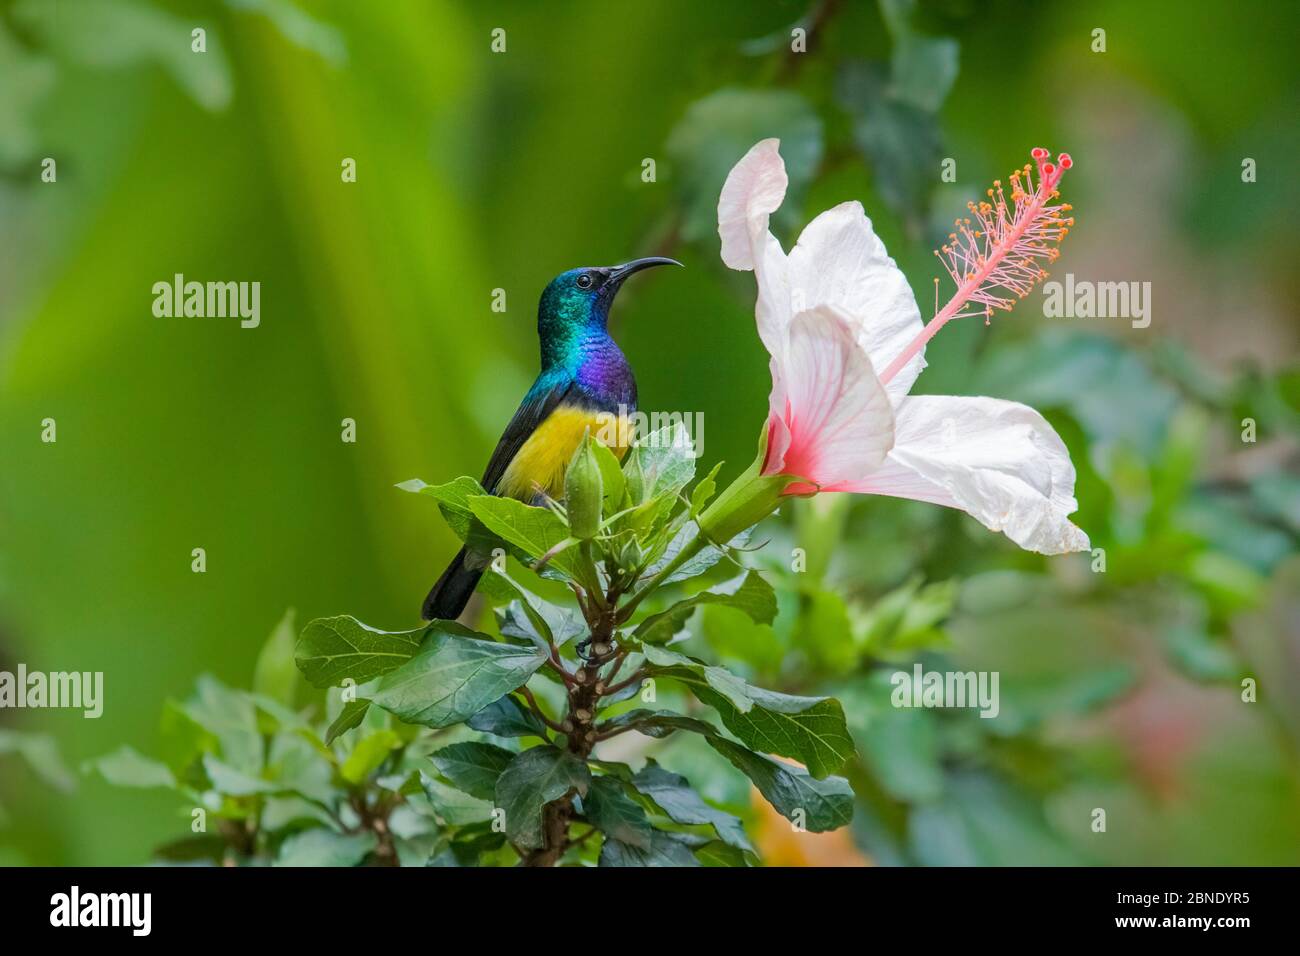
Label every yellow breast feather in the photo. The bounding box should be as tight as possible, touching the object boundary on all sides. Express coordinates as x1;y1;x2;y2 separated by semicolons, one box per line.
497;406;632;501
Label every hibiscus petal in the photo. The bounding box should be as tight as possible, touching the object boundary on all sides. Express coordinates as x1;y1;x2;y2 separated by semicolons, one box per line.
718;138;787;271
717;138;794;358
763;354;794;474
765;306;895;487
787;201;926;402
846;395;1090;554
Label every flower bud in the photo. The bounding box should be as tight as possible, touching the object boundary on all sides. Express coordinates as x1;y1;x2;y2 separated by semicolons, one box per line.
623;445;647;504
565;432;604;539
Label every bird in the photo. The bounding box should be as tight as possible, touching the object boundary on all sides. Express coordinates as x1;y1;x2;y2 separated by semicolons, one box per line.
422;256;681;621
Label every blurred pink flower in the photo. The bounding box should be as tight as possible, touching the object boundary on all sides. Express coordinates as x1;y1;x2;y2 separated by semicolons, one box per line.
718;139;1088;554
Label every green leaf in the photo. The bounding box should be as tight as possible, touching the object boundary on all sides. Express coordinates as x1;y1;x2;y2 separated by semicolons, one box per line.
467;495;582;578
633;570;777;644
83;745;175;790
971;333;1178;458
890;33;959;112
837;61;941;235
709;686;855;780
202;754;277;796
643;645;855;778
625;421;697;501
598;708;717;740
261;796;336;832
698;605;784;677
494;747;591;850
324;698;371;746
620;494;678;548
707;737;853;833
690;462;723;516
583;776;654;849
420;771;494;825
339;729;400;785
1162;625;1242;682
600;675;648;707
177;675;262;773
837;675;942;803
632;606;693;646
879;0;959;112
429;742;517;801
496;594;584;648
0;24;54;168
150;835;228;864
0;729;75;792
693;840;750;867
1251;472;1300;533
228;0;346;65
908;772;1079;866
857;576;958;658
587;759;636;782
372;622;547;728
15;0;232;112
251;693;305;735
295;616;427;689
666;87;823;241
599;829;700;867
396;475;488;542
427;823;506;866
376;769;424;797
266;732;333;801
475;566;520;603
466;695;550;739
644;524;751;585
253;607;299;705
794;589;857;671
631;762;754;853
274;829;377;867
157;698;219;774
642;645;753;711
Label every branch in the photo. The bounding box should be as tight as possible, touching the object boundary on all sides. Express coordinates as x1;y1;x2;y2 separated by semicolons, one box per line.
545;646;580;688
593;723;638;743
601;668;646;700
518;686;566;735
601;647;629;686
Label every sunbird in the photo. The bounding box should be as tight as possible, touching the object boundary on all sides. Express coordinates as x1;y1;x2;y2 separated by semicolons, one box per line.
422;257;681;621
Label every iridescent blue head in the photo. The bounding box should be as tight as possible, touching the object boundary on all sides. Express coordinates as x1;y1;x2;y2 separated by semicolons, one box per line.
537;257;681;369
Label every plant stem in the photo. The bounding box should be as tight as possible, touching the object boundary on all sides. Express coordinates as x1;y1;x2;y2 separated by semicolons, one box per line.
519;686;566;734
618;534;708;621
522;585;621;866
601;668;646;699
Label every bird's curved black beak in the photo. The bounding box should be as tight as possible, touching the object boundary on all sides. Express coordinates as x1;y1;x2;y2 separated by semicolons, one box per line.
607;256;683;286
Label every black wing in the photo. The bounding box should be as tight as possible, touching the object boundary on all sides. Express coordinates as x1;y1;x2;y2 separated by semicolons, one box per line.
479;374;575;494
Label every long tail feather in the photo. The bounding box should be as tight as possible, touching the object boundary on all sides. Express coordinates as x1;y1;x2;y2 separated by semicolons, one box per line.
421;546;483;621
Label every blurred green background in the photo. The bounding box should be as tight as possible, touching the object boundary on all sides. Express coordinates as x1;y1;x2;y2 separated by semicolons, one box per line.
1;0;1296;865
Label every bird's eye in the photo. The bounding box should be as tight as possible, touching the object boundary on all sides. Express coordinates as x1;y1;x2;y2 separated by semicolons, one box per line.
576;273;594;290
